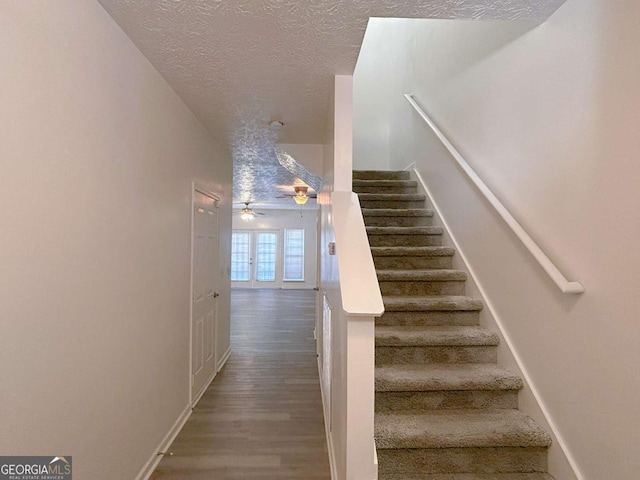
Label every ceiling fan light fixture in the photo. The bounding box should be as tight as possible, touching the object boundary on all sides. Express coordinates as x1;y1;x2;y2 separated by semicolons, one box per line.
240;208;254;221
292;185;310;205
293;195;309;205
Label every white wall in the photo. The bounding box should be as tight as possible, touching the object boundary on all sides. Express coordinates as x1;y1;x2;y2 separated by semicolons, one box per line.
0;2;232;479
352;22;394;171
354;4;640;480
333;75;355;191
231;208;318;289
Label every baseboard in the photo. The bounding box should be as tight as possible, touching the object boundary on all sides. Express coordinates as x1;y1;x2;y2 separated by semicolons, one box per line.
403;162;416;171
135;403;192;480
410;166;582;480
281;284;317;290
192;370;217;407
218;346;231;372
192;348;231;407
137;347;232;479
318;357;338;480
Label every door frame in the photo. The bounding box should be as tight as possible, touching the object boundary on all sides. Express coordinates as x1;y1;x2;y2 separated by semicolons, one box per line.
189;182;221;407
231;229;282;289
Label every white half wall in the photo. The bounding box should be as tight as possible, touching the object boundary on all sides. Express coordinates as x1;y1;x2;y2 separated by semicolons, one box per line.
320;74;382;480
0;2;232;479
354;4;640;479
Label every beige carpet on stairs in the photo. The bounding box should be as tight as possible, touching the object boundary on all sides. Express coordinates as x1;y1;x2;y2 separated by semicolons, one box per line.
353;170;554;479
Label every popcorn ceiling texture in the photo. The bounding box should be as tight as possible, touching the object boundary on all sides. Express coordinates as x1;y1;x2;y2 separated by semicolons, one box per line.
98;0;565;206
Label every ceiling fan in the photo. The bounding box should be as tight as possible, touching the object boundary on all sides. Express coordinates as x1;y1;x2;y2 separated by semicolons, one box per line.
233;202;266;221
277;185;317;205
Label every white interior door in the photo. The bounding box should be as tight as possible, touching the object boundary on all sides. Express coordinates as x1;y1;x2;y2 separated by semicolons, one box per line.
191;190;220;404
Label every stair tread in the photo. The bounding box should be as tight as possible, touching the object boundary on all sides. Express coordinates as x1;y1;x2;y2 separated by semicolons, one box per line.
363;208;433;217
376;325;499;347
367;226;443;235
359;170;553;476
353;170;410;180
378;473;554;480
358;193;426;201
358;192;427;200
377;269;466;281
354;179;418;187
383;295;483;312
354;170;408;173
376;409;552;449
375;364;523;392
372;246;455;257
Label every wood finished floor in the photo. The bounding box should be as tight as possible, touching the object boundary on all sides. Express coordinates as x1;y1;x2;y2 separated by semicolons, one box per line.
151;289;331;480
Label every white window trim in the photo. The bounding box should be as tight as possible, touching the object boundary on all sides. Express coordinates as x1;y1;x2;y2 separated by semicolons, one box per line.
283;228;305;282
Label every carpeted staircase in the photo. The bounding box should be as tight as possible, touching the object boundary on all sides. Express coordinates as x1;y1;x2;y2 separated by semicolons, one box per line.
353;170;555;480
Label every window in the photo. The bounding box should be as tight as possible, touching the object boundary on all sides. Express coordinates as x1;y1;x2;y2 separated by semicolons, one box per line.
231;228;305;285
255;232;277;282
283;229;305;281
230;232;250;281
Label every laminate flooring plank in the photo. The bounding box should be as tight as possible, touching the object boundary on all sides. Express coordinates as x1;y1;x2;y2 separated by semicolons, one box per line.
151;289;330;480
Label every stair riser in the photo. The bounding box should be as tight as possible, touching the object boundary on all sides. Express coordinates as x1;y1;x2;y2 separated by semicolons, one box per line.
360;200;425;209
374;256;453;269
355;185;418;194
359;170;552;479
376;346;497;365
377;311;480;327
378;474;554;480
375;390;519;412
354;171;410;180
369;234;442;247
365;216;433;227
376;447;549;475
379;280;466;296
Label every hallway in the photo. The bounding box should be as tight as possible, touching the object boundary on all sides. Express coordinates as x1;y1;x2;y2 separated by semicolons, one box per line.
151;289;331;479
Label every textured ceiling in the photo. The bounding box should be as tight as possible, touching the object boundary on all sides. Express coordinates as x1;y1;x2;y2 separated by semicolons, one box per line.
98;0;565;208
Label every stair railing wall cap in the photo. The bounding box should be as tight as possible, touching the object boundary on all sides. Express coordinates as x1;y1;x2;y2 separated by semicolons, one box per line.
404;93;584;294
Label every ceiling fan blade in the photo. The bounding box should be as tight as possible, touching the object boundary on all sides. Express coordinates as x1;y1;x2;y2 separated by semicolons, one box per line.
276;194;317;199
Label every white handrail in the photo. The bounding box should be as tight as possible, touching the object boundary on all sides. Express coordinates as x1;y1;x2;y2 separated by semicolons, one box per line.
405;94;584;294
332;191;386;315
